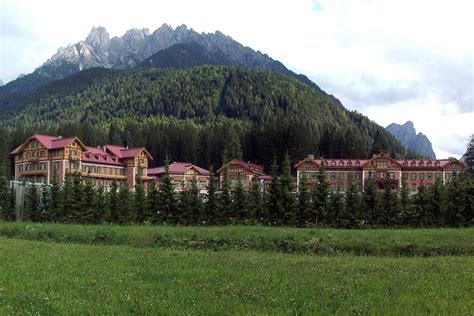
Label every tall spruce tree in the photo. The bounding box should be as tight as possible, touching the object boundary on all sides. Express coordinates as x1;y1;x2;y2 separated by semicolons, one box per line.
427;178;445;226
399;174;411;225
159;159;177;224
248;180;264;224
95;187;107;224
266;156;280;225
379;184;398;227
343;173;361;228
48;168;61;222
232;177;248;223
218;161;232;224
81;177;96;224
71;172;84;223
413;183;431;227
117;186;132;224
205;170;218;225
329;189;344;227
280;152;297;225
444;174;466;227
311;166;329;226
188;176;203;225
108;180;120;223
0;176;13;221
297;173;311;227
362;173;379;226
146;183;159;224
24;183;40;222
133;172;146;223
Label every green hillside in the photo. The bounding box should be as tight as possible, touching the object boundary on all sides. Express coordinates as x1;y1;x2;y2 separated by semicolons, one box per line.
0;66;415;177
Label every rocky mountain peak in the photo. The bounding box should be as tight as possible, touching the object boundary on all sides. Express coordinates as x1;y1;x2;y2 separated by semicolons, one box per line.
0;79;4;86
386;121;436;159
85;26;110;53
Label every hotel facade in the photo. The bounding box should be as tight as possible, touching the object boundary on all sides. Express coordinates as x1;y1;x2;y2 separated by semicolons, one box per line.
295;153;466;193
10;134;152;189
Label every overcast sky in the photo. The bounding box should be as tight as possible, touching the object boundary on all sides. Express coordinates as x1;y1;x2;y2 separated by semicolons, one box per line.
1;0;472;158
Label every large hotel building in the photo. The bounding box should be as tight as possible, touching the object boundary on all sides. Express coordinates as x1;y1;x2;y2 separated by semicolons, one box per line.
11;135;466;194
10;134;152;189
295;153;465;193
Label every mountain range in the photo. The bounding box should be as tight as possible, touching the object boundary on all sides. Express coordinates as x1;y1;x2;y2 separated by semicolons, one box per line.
0;24;319;98
386;121;436;159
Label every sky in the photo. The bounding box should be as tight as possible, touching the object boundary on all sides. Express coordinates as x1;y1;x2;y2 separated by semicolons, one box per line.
0;0;473;158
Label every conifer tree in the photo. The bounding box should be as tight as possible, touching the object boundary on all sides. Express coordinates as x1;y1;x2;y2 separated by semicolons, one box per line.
427;178;445;226
399;174;411;225
188;176;203;225
159;159;177;224
24;183;40;222
81;177;96;224
343;173;361;228
117;186;132;224
39;184;51;222
95;186;107;224
329;188;344;227
280;152;297;225
71;172;84;222
146;183;159;224
48;168;61;222
413;183;431;227
133;172;146;223
232;177;248;223
218;160;232;224
444;174;466;227
0;176;13;221
205;170;218;225
379;184;398;227
297;173;311;227
248;180;264;224
266;157;280;225
311;166;329;226
362;173;379;226
60;174;75;222
108;180;120;223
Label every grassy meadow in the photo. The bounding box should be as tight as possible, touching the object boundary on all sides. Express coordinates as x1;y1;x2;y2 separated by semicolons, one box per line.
0;221;472;314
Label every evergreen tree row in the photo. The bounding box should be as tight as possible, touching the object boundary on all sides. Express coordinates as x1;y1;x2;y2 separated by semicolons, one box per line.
1;159;472;228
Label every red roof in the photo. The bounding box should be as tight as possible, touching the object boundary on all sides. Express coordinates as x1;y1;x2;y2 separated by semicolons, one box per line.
148;162;210;176
10;134;84;155
82;146;125;166
105;145;151;159
397;159;464;168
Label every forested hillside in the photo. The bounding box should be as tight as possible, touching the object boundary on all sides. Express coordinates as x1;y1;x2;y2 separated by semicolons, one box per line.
0;66;415;178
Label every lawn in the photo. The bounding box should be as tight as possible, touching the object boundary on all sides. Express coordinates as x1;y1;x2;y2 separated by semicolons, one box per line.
0;238;472;315
0;221;472;256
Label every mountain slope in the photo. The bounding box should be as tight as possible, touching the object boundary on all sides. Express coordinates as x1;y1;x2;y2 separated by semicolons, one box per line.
386;121;436;159
0;24;321;100
0;66;414;169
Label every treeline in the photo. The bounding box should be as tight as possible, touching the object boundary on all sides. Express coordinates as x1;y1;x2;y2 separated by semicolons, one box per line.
1;155;472;228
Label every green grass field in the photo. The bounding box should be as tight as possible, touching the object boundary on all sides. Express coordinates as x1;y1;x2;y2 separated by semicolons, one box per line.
1;221;473;256
1;238;473;315
0;222;473;314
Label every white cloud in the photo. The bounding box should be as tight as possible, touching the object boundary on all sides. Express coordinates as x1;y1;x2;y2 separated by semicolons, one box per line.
0;0;472;157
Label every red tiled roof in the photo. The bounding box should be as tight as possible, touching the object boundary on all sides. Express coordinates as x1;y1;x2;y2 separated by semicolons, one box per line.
148;162;210;176
10;134;82;155
82;146;125;166
105;145;151;159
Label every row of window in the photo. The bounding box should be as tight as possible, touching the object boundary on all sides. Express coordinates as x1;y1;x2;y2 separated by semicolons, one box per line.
81;165;125;175
409;172;443;180
19;163;47;172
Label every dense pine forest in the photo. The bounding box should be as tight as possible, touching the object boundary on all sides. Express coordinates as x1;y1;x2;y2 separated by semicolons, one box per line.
0;66;418;179
0;157;472;227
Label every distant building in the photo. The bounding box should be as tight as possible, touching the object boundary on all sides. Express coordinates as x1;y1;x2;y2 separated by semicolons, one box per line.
295;152;466;193
148;162;210;194
10;134;152;189
217;159;271;189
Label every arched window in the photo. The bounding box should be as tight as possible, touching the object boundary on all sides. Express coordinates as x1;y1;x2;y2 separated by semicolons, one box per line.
339;160;344;166
330;173;336;179
411;161;416;166
347;161;352;166
355;161;360;166
331;160;336;166
427;161;432;166
403;161;408;166
435;161;440;166
419;161;424;166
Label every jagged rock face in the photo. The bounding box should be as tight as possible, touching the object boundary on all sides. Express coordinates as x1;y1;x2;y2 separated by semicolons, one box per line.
1;23;319;97
386;121;436;159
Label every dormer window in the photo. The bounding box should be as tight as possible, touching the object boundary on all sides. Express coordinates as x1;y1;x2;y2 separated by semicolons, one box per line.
331;160;336;166
339;161;344;166
355;161;360;166
435;161;440;166
403;161;408;166
427;161;432;166
347;161;352;166
411;161;416;166
419;161;424;166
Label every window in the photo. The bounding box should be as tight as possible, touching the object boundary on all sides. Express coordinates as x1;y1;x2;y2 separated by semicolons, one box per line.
355;161;360;166
70;149;77;156
435;173;441;180
32;141;38;148
339;161;344;166
445;173;451;180
412;184;417;191
377;161;387;168
331;160;336;166
330;173;336;180
427;173;432;180
419;161;424;166
53;162;59;171
388;172;394;179
411;173;417;180
347;161;352;166
419;173;425;180
40;151;45;157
